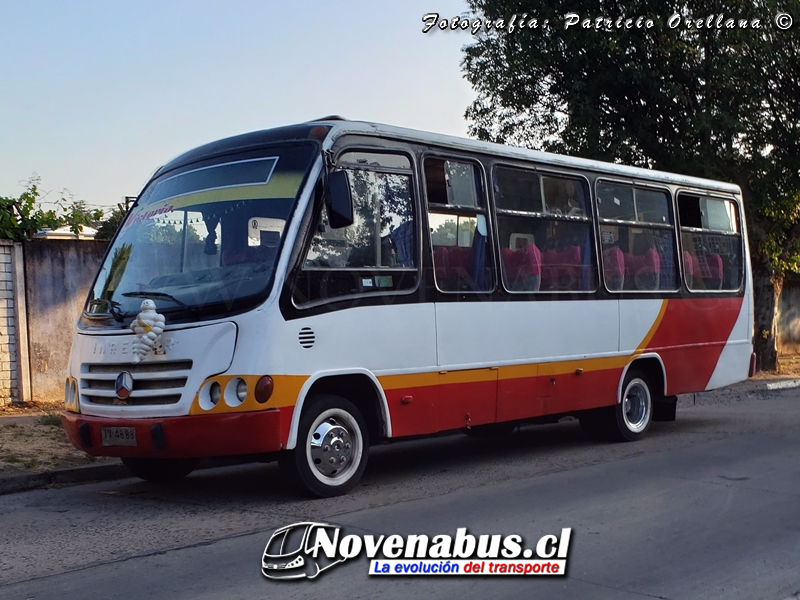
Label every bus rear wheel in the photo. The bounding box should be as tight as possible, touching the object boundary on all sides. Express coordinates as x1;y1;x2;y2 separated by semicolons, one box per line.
280;395;369;498
121;457;199;483
580;369;653;442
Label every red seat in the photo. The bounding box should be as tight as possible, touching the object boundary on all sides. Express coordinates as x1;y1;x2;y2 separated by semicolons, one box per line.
502;245;542;290
433;245;472;289
542;246;581;290
603;247;625;290
624;248;660;290
690;253;723;289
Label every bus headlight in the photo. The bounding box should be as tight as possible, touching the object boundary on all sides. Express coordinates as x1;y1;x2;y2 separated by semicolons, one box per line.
209;382;222;406
236;379;248;402
224;378;247;407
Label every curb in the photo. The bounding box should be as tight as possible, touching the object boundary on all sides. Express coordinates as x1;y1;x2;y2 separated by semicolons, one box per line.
764;378;800;391
0;462;131;496
0;457;258;496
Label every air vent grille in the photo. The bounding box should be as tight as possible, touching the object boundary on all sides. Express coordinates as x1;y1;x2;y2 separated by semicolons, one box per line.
299;327;315;349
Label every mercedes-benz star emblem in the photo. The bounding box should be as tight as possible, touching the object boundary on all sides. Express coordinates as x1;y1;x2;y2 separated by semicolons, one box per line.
115;371;134;400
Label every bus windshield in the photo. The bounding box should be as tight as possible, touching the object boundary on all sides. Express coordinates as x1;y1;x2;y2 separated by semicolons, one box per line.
86;143;317;323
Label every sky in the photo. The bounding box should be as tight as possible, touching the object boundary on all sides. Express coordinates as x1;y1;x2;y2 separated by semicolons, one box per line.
0;1;476;212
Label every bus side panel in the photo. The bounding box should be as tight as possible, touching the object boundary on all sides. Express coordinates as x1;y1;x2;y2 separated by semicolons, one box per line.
645;297;745;394
705;294;753;390
379;377;439;437
547;366;622;413
497;365;621;421
437;370;498;430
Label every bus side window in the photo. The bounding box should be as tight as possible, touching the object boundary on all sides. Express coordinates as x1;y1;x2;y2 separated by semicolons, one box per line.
678;194;743;291
495;166;596;292
426;157;493;293
294;157;418;305
598;182;678;292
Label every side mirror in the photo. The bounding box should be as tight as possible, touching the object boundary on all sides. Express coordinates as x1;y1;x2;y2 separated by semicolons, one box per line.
325;170;354;229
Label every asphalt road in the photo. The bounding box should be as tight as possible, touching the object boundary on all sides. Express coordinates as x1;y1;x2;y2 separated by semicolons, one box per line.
1;382;799;600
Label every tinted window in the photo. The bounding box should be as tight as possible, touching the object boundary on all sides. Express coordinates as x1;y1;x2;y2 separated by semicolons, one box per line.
495;167;596;292
598;181;678;292
678;194;743;290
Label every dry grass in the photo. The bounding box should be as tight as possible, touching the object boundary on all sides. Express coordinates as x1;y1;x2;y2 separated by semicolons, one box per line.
0;401;112;476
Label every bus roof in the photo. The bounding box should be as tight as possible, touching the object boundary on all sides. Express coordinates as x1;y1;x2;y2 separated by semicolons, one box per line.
156;117;741;197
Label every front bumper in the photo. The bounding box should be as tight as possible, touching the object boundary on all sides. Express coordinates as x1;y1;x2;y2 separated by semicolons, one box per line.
61;409;288;458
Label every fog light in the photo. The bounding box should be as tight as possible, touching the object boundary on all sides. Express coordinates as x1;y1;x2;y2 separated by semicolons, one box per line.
255;375;274;404
210;382;222;405
65;378;73;406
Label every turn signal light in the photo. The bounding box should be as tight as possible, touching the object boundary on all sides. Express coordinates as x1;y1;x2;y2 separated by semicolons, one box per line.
255;376;274;404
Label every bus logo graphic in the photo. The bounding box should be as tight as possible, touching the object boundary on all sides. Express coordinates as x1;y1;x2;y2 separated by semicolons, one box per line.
114;371;134;400
261;522;346;580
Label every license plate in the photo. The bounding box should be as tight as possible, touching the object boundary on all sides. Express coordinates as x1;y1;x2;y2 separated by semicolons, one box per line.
101;427;137;447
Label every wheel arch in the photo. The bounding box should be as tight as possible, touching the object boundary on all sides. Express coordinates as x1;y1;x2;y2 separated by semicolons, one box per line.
618;354;666;403
286;369;391;450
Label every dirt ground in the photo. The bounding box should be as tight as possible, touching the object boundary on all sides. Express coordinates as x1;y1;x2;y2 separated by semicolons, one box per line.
0;401;113;476
1;359;799;477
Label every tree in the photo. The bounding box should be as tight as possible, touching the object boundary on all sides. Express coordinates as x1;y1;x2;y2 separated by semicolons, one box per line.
1;176;107;241
0;177;61;241
462;0;800;370
58;195;104;236
95;203;128;241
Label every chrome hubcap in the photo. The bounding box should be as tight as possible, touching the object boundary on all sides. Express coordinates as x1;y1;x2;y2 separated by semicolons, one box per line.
308;414;357;479
622;379;651;433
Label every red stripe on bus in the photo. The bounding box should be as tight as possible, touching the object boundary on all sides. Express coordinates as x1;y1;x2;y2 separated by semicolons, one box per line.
645;297;744;394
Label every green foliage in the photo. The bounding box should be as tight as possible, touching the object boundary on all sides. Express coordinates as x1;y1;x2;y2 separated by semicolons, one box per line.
0;177;61;241
0;175;110;241
59;196;104;235
0;175;125;242
95;203;128;241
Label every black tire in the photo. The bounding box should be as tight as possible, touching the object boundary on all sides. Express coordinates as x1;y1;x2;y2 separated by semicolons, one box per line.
122;457;199;483
579;369;653;443
280;395;369;498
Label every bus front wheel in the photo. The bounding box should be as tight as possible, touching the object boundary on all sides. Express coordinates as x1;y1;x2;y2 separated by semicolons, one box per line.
281;395;369;497
121;457;199;483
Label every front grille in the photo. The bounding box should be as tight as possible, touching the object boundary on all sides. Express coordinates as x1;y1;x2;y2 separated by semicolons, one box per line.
80;360;193;406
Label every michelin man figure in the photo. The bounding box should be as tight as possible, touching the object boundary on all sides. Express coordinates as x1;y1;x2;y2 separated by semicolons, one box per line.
130;299;166;363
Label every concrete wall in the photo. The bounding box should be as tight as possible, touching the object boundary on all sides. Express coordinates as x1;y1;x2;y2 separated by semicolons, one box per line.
23;239;109;402
1;242;19;404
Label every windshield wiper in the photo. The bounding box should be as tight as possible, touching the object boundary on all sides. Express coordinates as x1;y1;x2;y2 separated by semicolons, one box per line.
122;291;198;312
86;299;127;323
